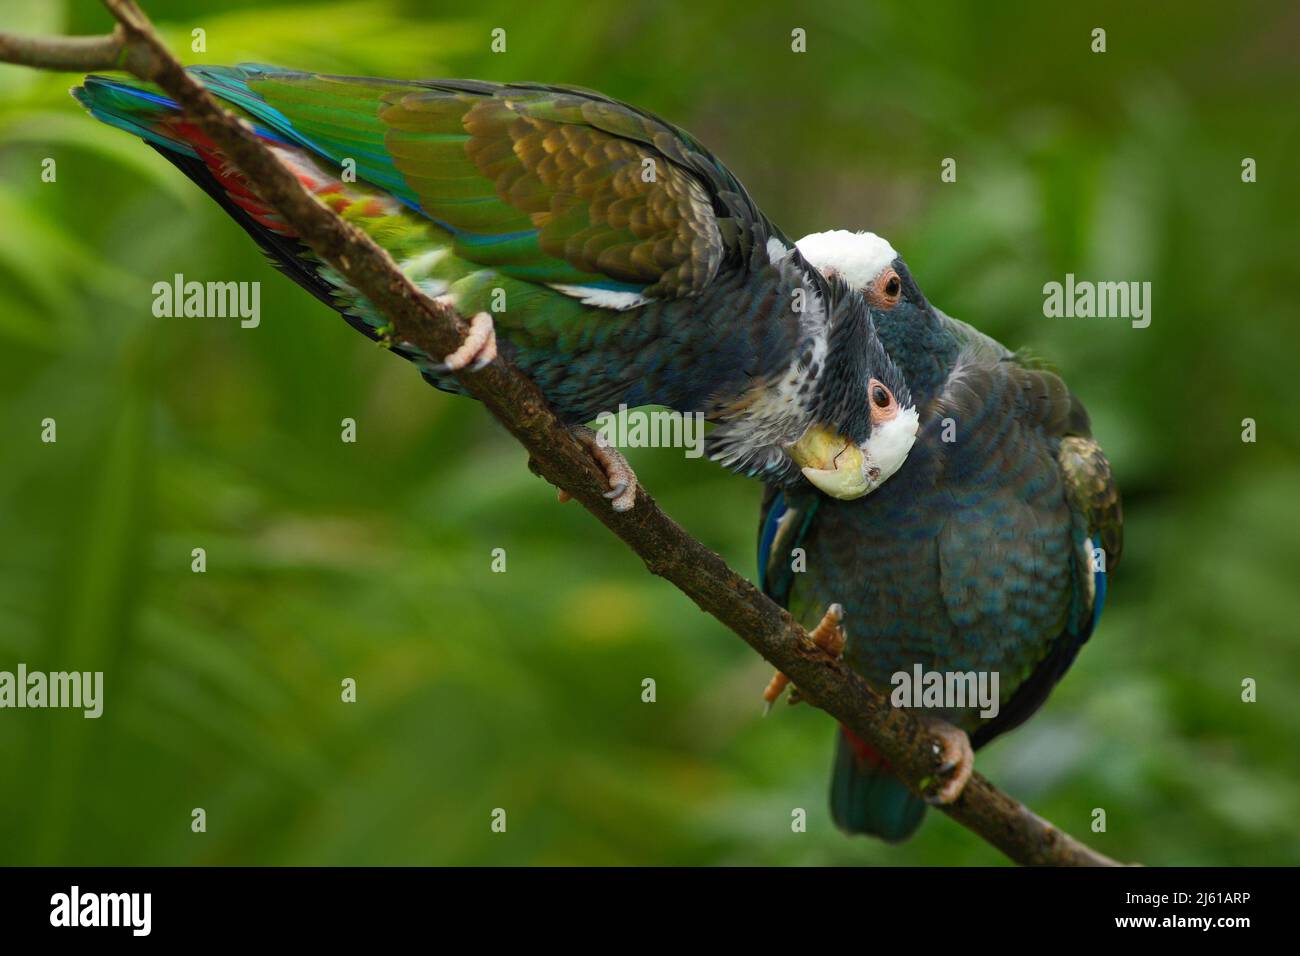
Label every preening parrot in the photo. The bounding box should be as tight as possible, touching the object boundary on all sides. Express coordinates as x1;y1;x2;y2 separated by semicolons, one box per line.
73;67;918;508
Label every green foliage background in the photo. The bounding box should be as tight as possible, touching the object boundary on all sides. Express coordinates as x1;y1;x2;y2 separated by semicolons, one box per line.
0;0;1297;865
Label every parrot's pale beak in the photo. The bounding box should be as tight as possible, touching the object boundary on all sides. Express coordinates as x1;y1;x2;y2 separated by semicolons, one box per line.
787;408;919;500
787;425;872;500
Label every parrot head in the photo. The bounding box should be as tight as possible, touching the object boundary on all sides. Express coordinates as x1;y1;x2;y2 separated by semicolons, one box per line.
782;234;921;499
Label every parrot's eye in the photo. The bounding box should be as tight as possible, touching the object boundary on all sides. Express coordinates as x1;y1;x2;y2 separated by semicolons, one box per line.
868;379;899;425
868;269;903;309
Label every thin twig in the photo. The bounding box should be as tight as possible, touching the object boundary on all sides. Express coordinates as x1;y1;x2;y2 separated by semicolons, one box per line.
0;0;1126;867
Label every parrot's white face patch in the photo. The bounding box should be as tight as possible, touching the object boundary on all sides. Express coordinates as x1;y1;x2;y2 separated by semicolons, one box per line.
861;404;919;488
795;230;898;288
790;400;918;500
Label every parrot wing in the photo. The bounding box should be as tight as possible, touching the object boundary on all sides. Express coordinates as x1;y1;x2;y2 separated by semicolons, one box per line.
927;354;1121;747
157;65;775;304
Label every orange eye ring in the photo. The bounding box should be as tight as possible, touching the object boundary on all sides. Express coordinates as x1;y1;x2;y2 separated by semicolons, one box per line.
868;268;903;309
868;378;899;423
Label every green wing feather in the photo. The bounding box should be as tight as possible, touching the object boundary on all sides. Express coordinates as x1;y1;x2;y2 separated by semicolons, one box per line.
190;65;758;299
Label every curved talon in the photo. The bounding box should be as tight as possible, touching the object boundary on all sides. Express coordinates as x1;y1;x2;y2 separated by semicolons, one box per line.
605;486;636;513
560;425;638;512
762;671;790;711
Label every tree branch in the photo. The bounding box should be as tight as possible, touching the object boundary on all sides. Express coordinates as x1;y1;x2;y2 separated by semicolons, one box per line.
0;0;1127;867
0;25;128;72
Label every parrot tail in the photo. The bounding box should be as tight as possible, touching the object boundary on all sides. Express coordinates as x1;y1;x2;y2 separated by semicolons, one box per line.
830;725;926;842
72;68;286;157
72;74;214;158
69;73;455;383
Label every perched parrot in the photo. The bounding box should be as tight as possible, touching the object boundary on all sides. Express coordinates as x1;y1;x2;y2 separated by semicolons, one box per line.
72;66;918;508
758;231;1123;841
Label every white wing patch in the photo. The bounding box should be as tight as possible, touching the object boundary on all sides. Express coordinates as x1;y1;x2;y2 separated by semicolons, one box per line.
549;284;650;310
766;236;793;265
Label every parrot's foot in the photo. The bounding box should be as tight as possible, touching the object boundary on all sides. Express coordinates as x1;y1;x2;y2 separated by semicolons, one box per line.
556;425;638;512
436;309;497;372
762;603;845;713
917;717;974;805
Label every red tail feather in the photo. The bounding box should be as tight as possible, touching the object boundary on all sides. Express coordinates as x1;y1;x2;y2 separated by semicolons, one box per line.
840;724;894;771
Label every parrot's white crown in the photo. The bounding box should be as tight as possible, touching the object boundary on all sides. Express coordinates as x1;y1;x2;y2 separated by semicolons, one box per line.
795;230;898;288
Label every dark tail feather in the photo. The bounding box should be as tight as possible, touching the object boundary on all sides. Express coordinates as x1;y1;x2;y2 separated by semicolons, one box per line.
830;726;926;842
